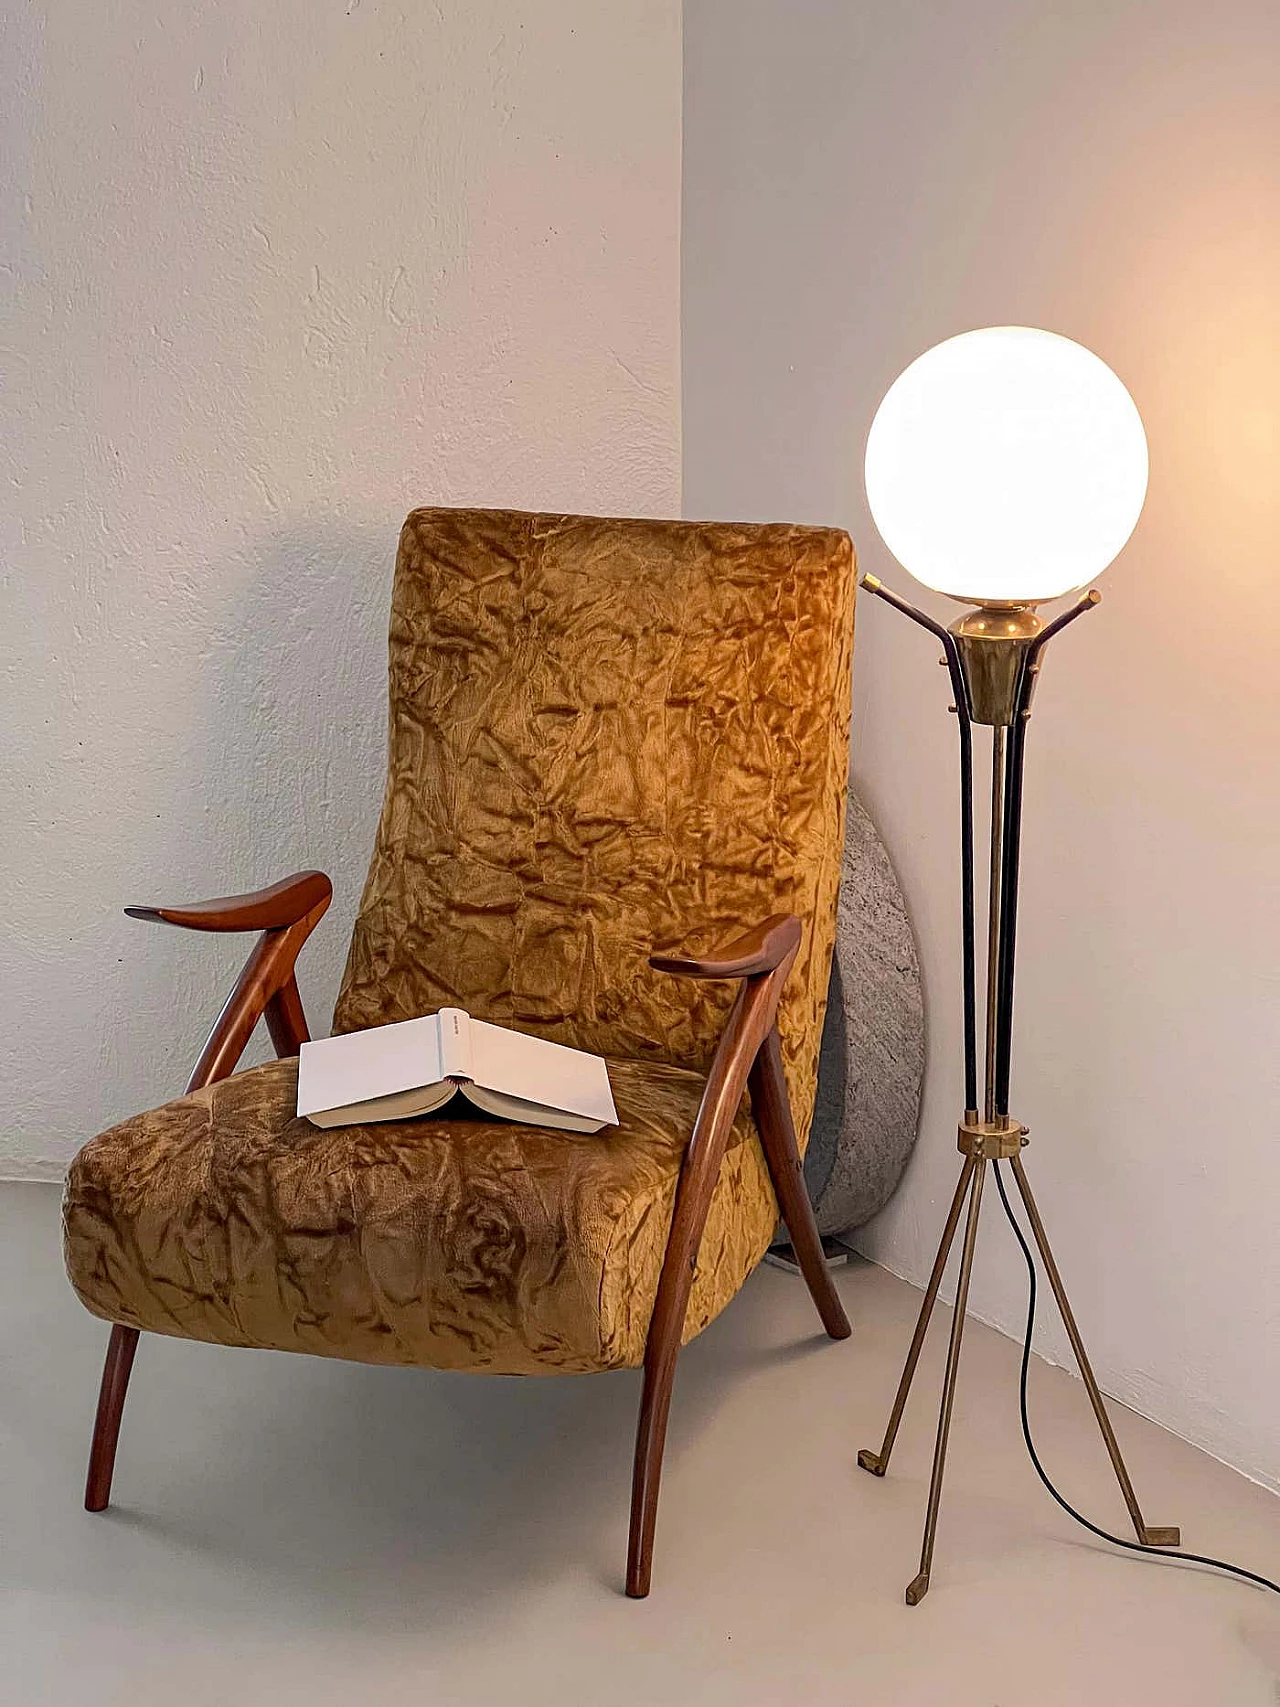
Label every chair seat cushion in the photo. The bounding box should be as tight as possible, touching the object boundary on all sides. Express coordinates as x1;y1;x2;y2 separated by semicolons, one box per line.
63;1055;778;1376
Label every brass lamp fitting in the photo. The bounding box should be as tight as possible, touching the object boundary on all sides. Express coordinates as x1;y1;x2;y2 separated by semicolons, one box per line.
949;603;1043;728
957;1115;1028;1160
860;575;1098;730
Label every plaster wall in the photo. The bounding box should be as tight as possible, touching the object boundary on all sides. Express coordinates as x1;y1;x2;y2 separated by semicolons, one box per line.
2;1;681;1178
684;0;1280;1487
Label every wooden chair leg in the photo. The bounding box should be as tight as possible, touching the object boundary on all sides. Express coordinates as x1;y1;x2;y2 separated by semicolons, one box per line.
76;892;325;1519
627;1020;853;1596
626;1030;750;1597
85;1324;140;1512
749;1027;852;1341
627;1306;684;1598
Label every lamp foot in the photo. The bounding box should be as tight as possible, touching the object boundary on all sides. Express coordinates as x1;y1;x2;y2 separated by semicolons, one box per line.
1141;1526;1181;1548
905;1572;930;1606
857;1449;886;1477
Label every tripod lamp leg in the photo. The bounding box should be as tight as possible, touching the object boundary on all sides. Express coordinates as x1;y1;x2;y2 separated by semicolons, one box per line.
859;1155;979;1480
906;1157;987;1605
1007;1155;1180;1549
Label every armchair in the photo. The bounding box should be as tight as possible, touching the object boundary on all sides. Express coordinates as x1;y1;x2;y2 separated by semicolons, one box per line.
64;507;857;1597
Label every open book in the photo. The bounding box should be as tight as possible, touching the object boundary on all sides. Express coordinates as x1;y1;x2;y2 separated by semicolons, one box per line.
296;1008;618;1133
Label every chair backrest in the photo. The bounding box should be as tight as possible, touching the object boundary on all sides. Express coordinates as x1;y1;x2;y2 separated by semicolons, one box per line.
334;508;855;1139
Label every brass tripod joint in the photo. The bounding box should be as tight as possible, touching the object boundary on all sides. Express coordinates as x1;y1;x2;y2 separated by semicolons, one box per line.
957;1115;1028;1160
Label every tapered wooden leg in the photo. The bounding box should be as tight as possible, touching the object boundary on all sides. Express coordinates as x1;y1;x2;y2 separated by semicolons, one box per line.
627;1305;684;1599
749;1027;851;1341
627;1143;728;1597
628;1021;854;1597
77;930;320;1520
626;1044;748;1598
85;1325;140;1512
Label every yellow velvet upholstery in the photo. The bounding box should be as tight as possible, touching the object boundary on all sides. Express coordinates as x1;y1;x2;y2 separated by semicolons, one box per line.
64;509;855;1376
63;1056;775;1374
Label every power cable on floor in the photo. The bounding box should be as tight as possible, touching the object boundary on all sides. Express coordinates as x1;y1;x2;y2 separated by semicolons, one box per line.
991;1159;1279;1598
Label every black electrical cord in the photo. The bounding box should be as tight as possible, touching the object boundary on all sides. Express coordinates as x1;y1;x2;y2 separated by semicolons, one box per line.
992;1159;1280;1597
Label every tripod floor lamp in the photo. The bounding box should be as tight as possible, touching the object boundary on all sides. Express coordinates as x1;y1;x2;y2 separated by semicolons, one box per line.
855;325;1179;1605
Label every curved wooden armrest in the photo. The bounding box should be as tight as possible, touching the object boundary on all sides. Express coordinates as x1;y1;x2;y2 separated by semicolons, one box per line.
649;912;803;1164
125;870;332;933
648;913;803;1153
649;914;801;981
125;869;332;1094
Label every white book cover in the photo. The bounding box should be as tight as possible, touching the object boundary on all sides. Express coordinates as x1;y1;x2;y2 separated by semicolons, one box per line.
296;1009;618;1134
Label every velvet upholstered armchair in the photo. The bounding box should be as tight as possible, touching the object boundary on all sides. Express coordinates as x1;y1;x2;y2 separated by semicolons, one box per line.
63;508;857;1597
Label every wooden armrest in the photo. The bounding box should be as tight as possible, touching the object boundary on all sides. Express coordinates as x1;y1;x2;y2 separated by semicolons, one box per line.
647;909;803;1185
649;914;801;981
125;870;332;1093
125;871;332;933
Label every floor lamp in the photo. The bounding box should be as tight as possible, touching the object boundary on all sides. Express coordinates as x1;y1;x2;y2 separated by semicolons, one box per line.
855;326;1181;1605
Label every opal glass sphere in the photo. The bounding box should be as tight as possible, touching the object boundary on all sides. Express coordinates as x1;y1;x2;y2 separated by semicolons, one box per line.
864;326;1148;604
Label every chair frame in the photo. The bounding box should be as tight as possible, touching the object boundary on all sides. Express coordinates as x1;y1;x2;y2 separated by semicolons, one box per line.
83;869;850;1596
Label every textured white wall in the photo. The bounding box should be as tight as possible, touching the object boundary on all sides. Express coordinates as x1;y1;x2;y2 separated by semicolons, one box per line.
1;0;681;1178
684;0;1280;1487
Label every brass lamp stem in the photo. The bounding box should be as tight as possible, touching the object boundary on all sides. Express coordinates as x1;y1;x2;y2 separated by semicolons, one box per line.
855;573;1179;1604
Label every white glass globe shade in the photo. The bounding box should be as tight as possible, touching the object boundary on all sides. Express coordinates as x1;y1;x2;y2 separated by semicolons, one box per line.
864;326;1148;604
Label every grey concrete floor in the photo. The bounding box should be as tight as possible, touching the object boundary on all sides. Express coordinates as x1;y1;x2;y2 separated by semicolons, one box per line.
2;1179;1278;1705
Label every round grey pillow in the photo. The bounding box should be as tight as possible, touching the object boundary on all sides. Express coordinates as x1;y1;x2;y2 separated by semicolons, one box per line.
803;789;925;1237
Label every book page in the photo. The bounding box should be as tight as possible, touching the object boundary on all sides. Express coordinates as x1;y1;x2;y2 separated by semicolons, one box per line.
297;1013;443;1118
305;1081;458;1129
466;1019;618;1127
461;1084;606;1134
